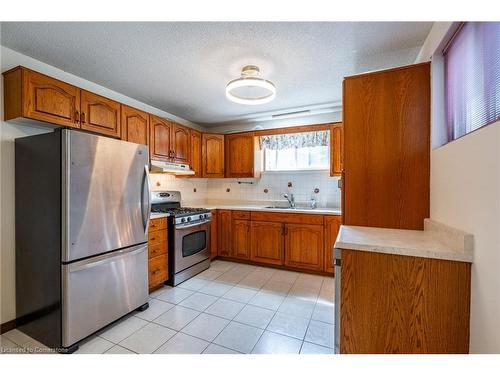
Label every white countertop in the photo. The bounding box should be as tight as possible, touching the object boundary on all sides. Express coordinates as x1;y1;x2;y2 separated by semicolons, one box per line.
150;212;170;219
197;204;341;216
334;219;473;263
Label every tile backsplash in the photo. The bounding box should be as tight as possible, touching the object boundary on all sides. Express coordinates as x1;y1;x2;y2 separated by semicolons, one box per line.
149;170;341;208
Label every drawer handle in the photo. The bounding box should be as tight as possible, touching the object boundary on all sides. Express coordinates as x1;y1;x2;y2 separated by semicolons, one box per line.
75;111;80;123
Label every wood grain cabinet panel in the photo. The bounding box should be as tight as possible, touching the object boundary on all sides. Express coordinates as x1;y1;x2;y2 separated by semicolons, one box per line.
3;67;81;128
202;133;225;178
210;210;218;259
150;115;173;161
190;129;202;177
284;224;324;271
225;132;256;178
343;63;430;230
232;219;251;260
340;250;471;354
172;124;191;164
330;123;343;177
148;254;168;290
323;215;341;274
250;221;284;266
121;105;149;145
80;90;121;137
217;210;232;257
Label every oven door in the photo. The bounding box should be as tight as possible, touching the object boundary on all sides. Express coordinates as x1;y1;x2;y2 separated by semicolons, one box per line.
174;220;211;273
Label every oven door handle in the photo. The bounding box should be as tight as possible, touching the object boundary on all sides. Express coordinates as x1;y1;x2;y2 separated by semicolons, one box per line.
175;220;211;230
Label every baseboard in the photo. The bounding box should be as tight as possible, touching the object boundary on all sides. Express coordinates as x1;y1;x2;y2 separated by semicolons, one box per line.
0;319;16;334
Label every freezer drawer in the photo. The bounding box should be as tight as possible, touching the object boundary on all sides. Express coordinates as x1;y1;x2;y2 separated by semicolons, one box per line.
62;243;148;347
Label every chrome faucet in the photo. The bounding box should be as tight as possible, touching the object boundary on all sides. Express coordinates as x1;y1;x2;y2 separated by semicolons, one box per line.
283;193;295;208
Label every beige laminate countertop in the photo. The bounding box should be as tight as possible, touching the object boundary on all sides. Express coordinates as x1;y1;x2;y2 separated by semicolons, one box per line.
150;213;170;219
197;204;341;216
334;219;473;263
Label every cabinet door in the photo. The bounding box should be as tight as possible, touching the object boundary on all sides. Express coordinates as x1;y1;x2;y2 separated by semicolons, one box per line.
172;124;190;164
330;123;343;177
148;254;168;290
285;224;324;271
250;221;284;266
324;215;341;274
23;69;80;128
121;105;149;145
225;133;255;177
150;115;173;161
202;133;225;178
80;90;121;138
190;130;202;177
210;210;218;259
232;219;251;260
217;210;232;257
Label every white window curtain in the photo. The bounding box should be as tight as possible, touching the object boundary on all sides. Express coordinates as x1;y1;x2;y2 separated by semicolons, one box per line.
259;130;329;150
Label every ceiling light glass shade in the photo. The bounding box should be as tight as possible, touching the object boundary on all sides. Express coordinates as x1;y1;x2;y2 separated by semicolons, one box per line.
226;65;276;105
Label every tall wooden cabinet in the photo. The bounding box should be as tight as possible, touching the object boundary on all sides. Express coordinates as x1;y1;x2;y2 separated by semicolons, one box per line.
189;130;202;177
225;132;258;178
343;63;430;230
150;115;173;161
121;105;149;145
202;133;225;178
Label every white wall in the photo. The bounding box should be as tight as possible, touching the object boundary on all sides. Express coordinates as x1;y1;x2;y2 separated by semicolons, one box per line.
0;46;201;325
417;22;500;353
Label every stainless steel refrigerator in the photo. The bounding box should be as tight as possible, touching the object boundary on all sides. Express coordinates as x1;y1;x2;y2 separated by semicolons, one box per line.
15;129;151;353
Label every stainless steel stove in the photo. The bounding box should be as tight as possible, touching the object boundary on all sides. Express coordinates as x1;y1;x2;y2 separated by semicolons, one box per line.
151;191;211;286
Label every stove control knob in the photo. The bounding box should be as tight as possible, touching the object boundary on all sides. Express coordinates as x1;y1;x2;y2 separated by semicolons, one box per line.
187;217;192;222
181;218;186;223
199;214;204;220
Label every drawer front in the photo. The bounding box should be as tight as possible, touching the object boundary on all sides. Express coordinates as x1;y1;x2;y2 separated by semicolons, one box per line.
149;218;167;232
148;241;167;259
148;229;167;246
62;244;148;347
232;210;251;220
148;254;168;288
250;211;324;225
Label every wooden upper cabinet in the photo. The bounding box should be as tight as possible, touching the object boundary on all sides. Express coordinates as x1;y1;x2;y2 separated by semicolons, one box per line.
3;66;80;128
202;133;225;178
225;133;258;178
121;105;149;145
250;221;284;266
285;223;324;271
232;219;251;260
150;115;173;161
343;63;430;230
324;215;342;274
172;124;190;164
217;210;232;257
190;130;202;177
80;90;121;138
330;123;343;177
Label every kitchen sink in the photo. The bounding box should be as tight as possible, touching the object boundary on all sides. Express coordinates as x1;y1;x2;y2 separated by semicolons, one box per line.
264;206;315;210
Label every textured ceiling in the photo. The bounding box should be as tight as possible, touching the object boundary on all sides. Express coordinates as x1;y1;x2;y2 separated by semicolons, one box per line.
0;22;432;126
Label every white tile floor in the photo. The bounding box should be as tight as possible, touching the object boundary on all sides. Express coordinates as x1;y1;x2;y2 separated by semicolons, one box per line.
0;260;334;354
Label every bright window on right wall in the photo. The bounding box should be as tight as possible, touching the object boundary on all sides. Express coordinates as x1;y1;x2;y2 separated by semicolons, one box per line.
444;22;500;141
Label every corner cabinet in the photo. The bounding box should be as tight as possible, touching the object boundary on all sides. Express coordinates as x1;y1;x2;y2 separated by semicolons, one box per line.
202;133;225;178
189;130;202;177
4;66;81;128
225;132;259;178
121;105;150;145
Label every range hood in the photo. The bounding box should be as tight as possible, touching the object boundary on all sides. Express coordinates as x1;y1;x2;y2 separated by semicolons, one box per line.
150;160;195;175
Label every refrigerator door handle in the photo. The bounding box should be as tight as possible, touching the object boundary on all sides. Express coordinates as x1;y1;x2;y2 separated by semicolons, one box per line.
141;164;151;234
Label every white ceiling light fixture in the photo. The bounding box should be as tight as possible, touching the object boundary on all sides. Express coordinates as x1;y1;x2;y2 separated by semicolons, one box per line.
226;65;276;105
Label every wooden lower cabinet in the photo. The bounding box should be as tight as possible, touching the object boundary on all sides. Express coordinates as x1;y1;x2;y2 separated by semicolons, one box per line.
324;215;342;274
210;210;218;259
148;218;168;291
250;221;284;266
232;219;251;259
284;224;324;271
339;249;471;353
217;210;232;257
